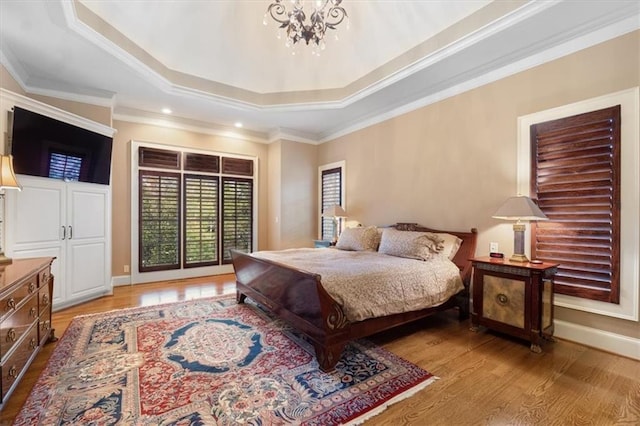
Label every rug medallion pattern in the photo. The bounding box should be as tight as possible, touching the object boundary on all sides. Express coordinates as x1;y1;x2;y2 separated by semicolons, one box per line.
15;297;436;425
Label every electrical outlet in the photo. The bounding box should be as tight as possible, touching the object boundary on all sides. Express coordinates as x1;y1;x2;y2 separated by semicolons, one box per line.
490;242;499;253
124;264;130;273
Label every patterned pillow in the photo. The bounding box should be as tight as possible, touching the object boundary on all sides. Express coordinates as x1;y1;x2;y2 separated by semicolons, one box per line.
335;226;379;251
435;233;463;260
378;228;444;261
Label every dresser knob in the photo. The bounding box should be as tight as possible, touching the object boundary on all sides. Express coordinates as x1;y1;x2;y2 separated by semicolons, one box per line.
43;321;51;331
6;328;16;342
28;282;36;293
6;297;16;311
42;294;50;305
29;307;37;317
496;293;509;305
8;365;17;379
29;337;37;350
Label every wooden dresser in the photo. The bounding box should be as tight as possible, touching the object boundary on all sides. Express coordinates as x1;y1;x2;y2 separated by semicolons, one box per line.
0;257;56;411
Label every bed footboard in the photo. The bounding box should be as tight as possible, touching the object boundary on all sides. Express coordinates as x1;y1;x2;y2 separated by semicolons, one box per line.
231;250;349;370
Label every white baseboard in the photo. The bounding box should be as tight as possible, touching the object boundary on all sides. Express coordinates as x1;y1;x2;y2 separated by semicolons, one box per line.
112;275;132;287
554;319;640;360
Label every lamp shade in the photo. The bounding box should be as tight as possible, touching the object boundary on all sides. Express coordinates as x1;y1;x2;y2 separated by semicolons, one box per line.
322;204;347;218
492;196;547;221
0;155;21;191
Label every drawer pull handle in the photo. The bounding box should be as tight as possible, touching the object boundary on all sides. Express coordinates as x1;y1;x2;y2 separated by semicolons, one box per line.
29;307;37;317
42;273;49;284
496;293;509;305
6;298;16;310
42;294;50;305
8;365;17;379
29;282;36;293
29;337;37;350
43;321;51;331
6;328;17;342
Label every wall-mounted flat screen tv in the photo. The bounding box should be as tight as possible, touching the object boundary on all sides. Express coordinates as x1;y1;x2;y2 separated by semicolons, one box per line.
10;107;113;185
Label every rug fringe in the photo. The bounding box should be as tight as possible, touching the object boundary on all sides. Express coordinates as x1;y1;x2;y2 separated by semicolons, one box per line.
343;376;440;426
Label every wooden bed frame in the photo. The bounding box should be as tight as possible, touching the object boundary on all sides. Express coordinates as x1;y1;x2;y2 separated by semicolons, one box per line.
231;223;478;371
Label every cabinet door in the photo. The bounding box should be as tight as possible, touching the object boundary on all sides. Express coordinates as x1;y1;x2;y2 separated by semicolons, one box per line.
5;176;66;305
66;183;110;300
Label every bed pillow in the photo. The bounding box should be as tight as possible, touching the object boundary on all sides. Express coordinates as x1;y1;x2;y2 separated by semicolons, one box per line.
435;233;463;260
335;226;379;251
378;228;444;261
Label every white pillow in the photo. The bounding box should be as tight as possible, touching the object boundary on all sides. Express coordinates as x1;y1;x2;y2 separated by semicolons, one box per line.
378;228;443;261
435;233;463;260
335;226;379;251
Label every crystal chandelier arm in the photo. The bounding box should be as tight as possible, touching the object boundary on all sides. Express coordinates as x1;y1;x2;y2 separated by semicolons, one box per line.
325;2;348;28
266;0;291;26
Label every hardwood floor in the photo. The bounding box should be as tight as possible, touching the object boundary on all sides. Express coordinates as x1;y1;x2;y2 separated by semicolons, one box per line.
2;275;639;425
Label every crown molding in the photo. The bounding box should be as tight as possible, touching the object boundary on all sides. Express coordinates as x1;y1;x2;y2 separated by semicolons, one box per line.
0;88;116;137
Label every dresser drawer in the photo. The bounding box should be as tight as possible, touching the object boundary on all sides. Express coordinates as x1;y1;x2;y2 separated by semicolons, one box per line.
38;267;52;289
482;275;525;329
0;275;38;321
38;286;51;315
1;324;38;403
0;293;38;361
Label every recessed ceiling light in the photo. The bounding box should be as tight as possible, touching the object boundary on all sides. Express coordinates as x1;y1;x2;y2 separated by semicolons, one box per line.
162;107;172;114
234;122;243;128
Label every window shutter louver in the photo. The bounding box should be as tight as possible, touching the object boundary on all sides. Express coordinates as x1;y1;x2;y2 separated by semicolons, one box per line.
184;153;220;173
222;157;254;176
221;177;253;263
139;171;181;272
183;174;219;267
321;167;342;240
531;105;620;303
139;147;181;169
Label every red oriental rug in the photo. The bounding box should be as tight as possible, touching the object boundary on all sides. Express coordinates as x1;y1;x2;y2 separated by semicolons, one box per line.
15;296;437;425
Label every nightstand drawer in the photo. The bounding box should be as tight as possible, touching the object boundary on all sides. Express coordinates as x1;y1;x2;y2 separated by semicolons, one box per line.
482;275;525;329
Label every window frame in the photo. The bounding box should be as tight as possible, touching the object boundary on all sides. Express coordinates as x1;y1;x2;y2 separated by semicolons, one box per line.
318;161;345;240
131;141;258;285
516;88;639;321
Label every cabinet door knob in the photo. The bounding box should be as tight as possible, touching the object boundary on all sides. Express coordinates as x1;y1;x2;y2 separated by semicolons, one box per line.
496;293;509;305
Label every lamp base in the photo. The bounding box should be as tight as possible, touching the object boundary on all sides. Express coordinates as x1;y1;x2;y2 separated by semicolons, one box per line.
509;253;530;263
0;252;13;265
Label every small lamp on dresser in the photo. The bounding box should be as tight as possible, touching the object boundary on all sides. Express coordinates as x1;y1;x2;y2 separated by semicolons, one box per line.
0;154;22;265
492;195;548;263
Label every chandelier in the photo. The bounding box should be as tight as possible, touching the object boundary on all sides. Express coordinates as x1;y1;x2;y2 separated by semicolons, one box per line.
264;0;348;50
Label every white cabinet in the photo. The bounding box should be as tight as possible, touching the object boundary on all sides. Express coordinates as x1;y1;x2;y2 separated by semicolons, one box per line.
5;175;112;310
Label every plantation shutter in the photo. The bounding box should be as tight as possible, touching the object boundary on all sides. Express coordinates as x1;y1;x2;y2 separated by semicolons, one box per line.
139;171;181;272
530;105;621;303
221;177;253;263
321;167;342;240
183;174;219;268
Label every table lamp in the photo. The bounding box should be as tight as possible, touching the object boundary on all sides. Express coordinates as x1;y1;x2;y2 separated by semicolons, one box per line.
492;195;548;263
0;155;22;265
322;204;347;243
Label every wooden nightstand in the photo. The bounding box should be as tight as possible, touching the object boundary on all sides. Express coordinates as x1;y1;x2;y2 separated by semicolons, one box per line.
470;257;559;353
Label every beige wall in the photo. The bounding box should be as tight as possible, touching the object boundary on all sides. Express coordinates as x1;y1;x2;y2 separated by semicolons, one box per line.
266;139;317;249
317;30;640;340
111;120;270;276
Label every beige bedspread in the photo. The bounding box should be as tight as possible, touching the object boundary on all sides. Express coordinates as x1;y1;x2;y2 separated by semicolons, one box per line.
252;248;464;322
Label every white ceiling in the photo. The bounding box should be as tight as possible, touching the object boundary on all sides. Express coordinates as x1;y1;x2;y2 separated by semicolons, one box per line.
1;1;638;143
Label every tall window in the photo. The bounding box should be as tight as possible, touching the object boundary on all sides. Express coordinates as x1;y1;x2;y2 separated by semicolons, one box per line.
319;162;345;240
530;106;620;304
138;146;255;272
